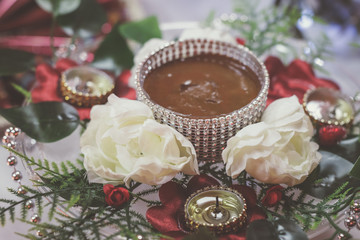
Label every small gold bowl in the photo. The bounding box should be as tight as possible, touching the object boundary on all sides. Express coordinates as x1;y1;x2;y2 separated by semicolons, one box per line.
184;186;247;235
303;87;355;128
60;66;114;107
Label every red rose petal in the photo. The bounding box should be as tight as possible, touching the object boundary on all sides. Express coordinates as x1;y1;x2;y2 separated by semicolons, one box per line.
248;206;266;222
264;56;285;78
232;185;258;209
77;108;91;120
186;174;220;196
32;63;62;103
264;56;340;105
115;70;136;100
103;184;114;195
146;206;183;233
55;58;78;72
159;181;186;205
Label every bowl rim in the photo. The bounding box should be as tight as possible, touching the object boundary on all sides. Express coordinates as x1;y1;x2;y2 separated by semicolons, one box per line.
134;38;270;120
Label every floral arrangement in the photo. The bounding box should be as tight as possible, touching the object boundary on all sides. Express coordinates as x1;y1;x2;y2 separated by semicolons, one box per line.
1;1;360;240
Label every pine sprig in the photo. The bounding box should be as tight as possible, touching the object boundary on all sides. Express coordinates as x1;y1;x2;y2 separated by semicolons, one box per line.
219;0;300;57
1;149;170;239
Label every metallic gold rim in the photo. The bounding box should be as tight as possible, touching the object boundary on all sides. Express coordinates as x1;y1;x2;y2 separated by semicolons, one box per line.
59;66;114;108
302;87;355;128
184;185;247;235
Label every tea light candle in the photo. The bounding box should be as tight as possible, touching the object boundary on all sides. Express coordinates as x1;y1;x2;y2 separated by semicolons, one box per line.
60;66;114;107
303;87;354;127
184;186;247;234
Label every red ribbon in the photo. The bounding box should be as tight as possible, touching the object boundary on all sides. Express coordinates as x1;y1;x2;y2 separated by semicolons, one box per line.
264;56;340;105
146;174;266;240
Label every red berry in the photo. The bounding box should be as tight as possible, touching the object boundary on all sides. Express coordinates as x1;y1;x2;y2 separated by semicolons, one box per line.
318;125;347;147
236;37;246;46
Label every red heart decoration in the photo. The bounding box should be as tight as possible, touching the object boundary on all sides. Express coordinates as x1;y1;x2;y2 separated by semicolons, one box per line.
146;181;186;233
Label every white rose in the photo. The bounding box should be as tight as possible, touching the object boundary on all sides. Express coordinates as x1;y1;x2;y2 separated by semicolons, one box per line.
222;96;321;186
81;94;198;186
129;38;169;88
179;27;237;44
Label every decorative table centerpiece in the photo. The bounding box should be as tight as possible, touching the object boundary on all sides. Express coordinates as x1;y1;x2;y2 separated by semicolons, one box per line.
0;1;360;240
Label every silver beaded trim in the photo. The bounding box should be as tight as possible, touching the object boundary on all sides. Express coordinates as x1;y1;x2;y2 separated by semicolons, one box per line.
2;127;41;231
135;39;269;162
340;201;360;238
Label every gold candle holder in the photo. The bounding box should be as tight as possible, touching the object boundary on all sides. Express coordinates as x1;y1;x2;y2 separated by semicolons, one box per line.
184;186;247;235
60;66;114;107
303;87;355;128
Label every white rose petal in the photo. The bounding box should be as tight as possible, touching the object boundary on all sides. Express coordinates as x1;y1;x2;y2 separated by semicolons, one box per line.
179;27;237;44
129;38;169;88
81;94;198;186
222;96;321;186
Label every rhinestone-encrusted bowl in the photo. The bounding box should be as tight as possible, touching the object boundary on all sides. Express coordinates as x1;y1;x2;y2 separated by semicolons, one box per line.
135;39;269;162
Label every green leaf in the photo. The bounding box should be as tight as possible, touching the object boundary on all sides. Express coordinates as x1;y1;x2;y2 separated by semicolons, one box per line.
299;150;360;199
56;0;107;38
0;49;35;76
66;194;80;211
350;155;360;179
0;102;79;143
246;219;308;240
11;83;32;102
35;0;81;16
118;16;162;44
92;24;134;75
350;42;360;48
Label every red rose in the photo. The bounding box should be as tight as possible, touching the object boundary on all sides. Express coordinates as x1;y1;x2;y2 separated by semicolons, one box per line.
261;185;284;207
103;184;130;208
264;56;340;106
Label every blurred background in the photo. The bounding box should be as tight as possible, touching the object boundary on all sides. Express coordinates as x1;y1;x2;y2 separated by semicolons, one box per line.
0;0;359;109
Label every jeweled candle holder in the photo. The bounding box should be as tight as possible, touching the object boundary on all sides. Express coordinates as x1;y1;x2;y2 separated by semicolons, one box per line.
135;39;269;161
184;186;247;234
303;87;355;128
60;66;114;107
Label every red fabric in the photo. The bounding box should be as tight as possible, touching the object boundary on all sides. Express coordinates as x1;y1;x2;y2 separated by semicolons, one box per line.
261;185;284;207
146;174;266;240
31;58;135;120
103;184;130;208
264;56;340;105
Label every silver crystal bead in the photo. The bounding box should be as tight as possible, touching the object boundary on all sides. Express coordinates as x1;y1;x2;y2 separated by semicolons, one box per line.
11;170;22;181
25;200;34;209
344;215;357;229
6;141;16;149
17;186;27;195
350;201;360;214
31;214;41;223
7;156;17;166
5;127;20;137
